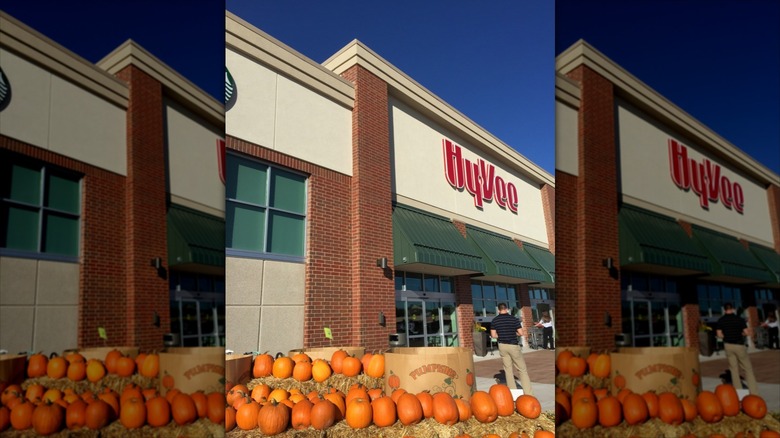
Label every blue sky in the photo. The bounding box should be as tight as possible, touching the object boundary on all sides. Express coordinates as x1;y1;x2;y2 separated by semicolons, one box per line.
227;1;557;175
557;0;780;175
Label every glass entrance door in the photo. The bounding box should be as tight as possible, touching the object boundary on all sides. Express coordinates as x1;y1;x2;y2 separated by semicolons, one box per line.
626;298;682;347
395;295;460;347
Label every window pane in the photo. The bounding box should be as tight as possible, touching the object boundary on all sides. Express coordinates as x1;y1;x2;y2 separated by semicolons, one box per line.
471;282;482;302
214;277;225;294
9;164;41;205
395;272;404;290
198;275;213;292
440;277;452;293
46;174;80;214
406;273;422;292
270;169;306;214
267;210;304;256
424;275;438;292
473;300;484;317
227;155;267;205
483;283;495;300
507;286;516;305
226;203;264;251
4;206;39;251
43;213;78;256
496;284;508;301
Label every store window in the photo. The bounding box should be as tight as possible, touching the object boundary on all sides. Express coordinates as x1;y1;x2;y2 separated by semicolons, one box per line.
1;155;81;260
472;280;518;317
394;271;453;293
169;271;225;347
225;153;306;260
697;283;744;319
754;288;777;322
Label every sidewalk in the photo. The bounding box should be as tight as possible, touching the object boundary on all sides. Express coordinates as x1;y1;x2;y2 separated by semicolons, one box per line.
698;348;780;412
473;346;555;412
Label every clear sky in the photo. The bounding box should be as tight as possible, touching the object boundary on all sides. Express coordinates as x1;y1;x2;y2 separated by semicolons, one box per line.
227;1;556;176
2;1;225;103
557;0;780;176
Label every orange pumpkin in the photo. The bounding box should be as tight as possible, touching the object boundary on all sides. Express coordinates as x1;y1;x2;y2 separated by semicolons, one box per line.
360;352;373;372
372;395;397;427
323;392;345;421
567;356;588;377
65;399;87;430
489;384;515;416
292;361;313;382
571;397;598;429
257;400;291;435
311;359;332;383
681;397;698;422
572;383;595;403
10;399;34;430
642;391;659;418
310;399;338;430
25;384;44;403
191;391;208;419
591;354;611;379
555;390;571;417
390;388;407;404
120;384;144;406
535;431;555;438
742;394;767;419
622;393;648;425
516;394;542;419
206;392;225;424
471;391;498;423
657;392;683;425
104;350;122;375
759;431;780;438
32;401;64;435
97;391;119;419
291;352;312;364
85;400;111;430
396;392;423;426
715;383;740;417
27;354;48;378
597;395;622;427
85;359;106;383
366;353;385;378
0;406;9;432
235;400;260;430
253;353;274;378
416;391;434;418
140;353;159;378
114;356;135;378
696;390;723;423
330;349;348;374
119;397;146;429
146;396;171;427
251;384;271;403
432;392;459;425
346;397;372;429
454;397;471;422
171;393;197;426
367;387;384;401
291;398;313;430
556;350;574;374
268;388;289;404
272;357;294;379
46;356;68;380
346;384;369;407
225;406;237;431
341;356;362;377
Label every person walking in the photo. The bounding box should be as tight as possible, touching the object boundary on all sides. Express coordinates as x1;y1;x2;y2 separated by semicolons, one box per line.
535;311;554;350
762;314;779;349
490;303;533;395
716;303;759;394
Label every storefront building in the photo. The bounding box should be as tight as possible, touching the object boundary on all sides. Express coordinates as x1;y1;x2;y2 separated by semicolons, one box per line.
555;40;780;352
225;12;555;355
0;12;225;353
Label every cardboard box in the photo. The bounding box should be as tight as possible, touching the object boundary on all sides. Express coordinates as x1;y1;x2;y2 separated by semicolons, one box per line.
287;346;365;362
63;346;139;362
159;347;225;395
225;353;253;387
384;347;475;401
610;346;700;399
0;354;26;385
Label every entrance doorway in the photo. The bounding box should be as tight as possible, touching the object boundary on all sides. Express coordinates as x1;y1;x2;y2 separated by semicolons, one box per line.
622;292;683;347
395;292;458;347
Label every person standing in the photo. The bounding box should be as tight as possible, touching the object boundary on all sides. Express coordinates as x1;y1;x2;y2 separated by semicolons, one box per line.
762;314;779;349
490;303;534;395
716;303;759;394
535;311;554;350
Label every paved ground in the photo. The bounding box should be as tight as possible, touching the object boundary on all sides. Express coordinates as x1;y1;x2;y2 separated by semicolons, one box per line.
471;346;780;413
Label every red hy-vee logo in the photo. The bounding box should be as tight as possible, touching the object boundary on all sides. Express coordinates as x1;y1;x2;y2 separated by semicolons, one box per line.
668;139;744;214
443;139;518;213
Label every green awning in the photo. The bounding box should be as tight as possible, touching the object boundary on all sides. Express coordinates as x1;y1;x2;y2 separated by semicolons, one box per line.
168;204;225;268
465;225;551;283
691;225;775;283
393;204;485;274
619;204;711;273
747;243;780;284
523;242;555;282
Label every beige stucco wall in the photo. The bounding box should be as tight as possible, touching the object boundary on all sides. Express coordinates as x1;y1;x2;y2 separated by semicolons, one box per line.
0;257;78;354
390;97;549;244
165;98;225;216
555;99;579;177
225;49;352;176
617;100;774;245
0;49;126;175
225;257;304;354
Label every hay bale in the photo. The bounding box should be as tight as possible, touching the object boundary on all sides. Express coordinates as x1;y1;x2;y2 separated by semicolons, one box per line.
21;374;158;395
0;418;221;438
247;373;384;395
555;373;609;395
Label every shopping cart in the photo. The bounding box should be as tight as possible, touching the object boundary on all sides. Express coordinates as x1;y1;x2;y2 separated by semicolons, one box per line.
754;326;769;349
528;328;544;350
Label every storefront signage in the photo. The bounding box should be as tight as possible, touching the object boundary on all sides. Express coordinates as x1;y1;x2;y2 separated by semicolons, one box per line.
443;139;518;213
0;66;10;112
668;139;744;214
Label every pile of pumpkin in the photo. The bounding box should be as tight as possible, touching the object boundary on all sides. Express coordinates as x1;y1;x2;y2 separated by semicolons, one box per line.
0;350;224;436
553;350;780;438
225;350;555;437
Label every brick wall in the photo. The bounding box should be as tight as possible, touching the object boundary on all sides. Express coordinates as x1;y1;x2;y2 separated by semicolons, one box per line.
541;183;555;254
340;65;396;351
767;184;780;252
114;65;170;351
558;65;622;351
555;169;579;349
0;135;128;348
682;304;700;351
454;275;474;349
225;136;354;348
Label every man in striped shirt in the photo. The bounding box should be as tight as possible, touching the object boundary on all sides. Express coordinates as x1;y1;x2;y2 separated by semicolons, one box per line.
716;303;758;394
490;303;533;394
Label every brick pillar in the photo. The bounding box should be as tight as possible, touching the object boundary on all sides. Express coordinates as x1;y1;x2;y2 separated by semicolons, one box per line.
115;65;169;351
454;276;474;349
767;184;780;253
541;184;555;255
341;65;395;351
682;304;700;351
742;286;760;347
556;65;622;352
